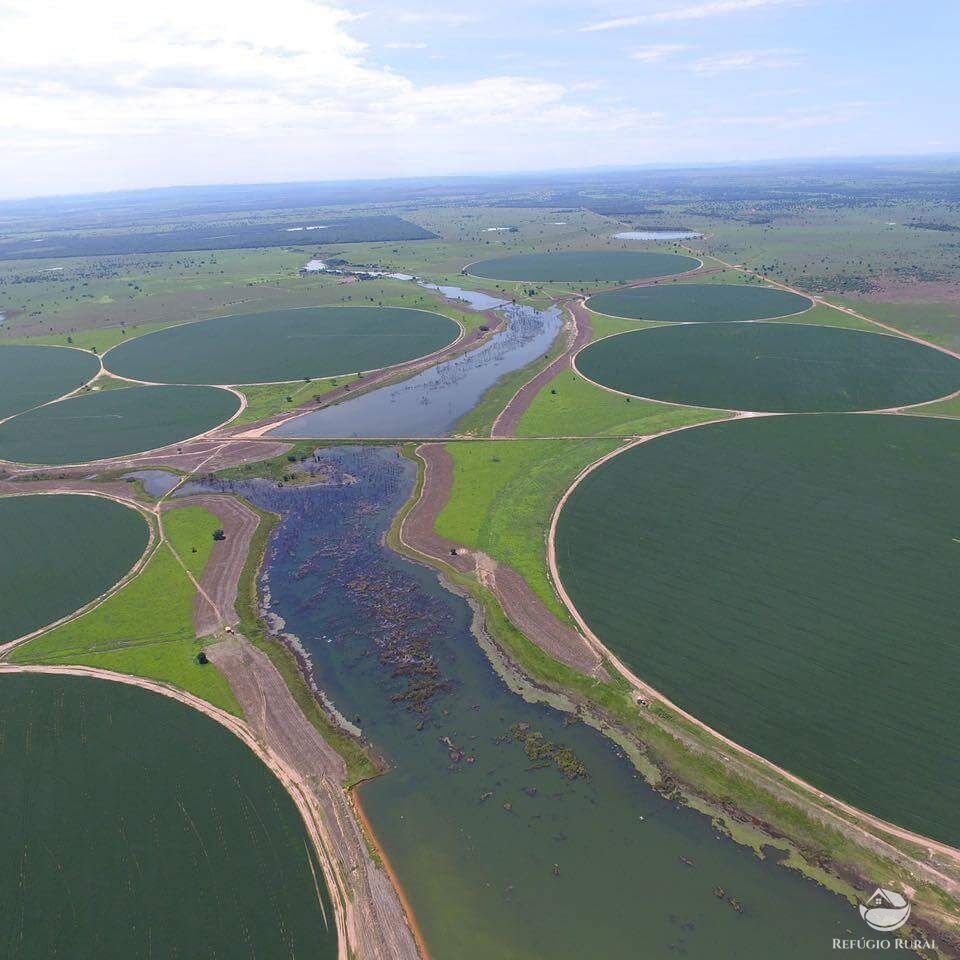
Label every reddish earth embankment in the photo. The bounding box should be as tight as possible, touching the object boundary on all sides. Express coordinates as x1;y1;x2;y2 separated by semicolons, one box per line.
165;494;261;636
491;301;593;437
401;443;603;678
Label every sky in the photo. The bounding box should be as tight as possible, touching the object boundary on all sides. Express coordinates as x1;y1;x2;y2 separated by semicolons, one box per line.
1;0;957;199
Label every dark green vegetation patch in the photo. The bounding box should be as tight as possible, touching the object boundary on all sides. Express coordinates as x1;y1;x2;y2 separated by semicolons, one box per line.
0;674;337;960
0;385;239;465
466;250;699;282
0;214;436;260
105;307;460;384
586;283;812;324
0;345;99;420
0;494;148;643
556;414;960;845
576;323;960;412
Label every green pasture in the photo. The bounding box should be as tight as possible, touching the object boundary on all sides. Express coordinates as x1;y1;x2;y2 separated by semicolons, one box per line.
576;323;960;412
516;369;727;438
466;250;699;283
586;284;811;324
0;384;240;465
0;494;148;644
832;297;960;352
105;306;460;385
0;345;99;420
10;504;239;713
0;673;337;960
233;378;341;426
435;439;618;620
555;414;960;846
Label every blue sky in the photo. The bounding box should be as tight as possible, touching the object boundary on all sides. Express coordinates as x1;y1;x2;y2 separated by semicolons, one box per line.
1;0;957;198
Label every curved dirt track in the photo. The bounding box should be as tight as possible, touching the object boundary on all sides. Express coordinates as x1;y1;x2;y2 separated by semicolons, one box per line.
165;494;261;636
491;300;593;437
400;443;603;678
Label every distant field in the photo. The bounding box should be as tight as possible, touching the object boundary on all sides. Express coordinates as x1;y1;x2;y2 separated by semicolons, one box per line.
586;284;811;324
555;414;960;846
0;385;239;465
576;323;960;412
466;250;699;282
0;345;99;419
0;494;148;643
0;673;337;960
0;214;436;260
105;306;460;384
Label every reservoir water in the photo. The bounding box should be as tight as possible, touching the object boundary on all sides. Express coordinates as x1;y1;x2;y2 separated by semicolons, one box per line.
270;303;562;438
184;449;893;960
122;468;180;497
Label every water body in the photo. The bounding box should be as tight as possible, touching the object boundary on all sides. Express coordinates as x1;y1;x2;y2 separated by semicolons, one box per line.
614;230;703;241
418;283;510;312
184;449;892;960
270;303;561;438
122;468;180;497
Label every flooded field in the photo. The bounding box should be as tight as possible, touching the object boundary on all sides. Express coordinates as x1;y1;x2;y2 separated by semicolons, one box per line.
185;448;890;960
271;304;562;438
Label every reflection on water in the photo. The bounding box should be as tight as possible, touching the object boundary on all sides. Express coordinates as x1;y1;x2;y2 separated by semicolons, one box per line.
270;304;562;438
418;283;510;312
184;449;895;960
122;469;180;497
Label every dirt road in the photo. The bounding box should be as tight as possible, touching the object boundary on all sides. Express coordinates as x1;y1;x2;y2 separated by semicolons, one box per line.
165;494;260;636
401;443;603;677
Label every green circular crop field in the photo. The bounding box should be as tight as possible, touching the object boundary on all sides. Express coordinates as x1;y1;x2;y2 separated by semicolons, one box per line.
465;250;699;283
586;283;812;323
0;345;100;421
0;384;240;465
576;322;960;412
0;494;149;643
555;414;960;845
0;673;338;960
104;306;460;385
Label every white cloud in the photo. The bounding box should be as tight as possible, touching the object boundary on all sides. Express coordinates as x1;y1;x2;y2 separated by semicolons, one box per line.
391;11;480;25
384;41;428;49
0;0;669;195
630;44;689;63
690;48;802;73
584;0;803;32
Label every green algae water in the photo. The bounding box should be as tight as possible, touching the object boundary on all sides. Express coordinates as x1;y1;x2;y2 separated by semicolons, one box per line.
190;448;898;960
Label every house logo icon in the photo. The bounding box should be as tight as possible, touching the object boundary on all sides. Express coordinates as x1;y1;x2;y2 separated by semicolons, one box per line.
858;888;911;932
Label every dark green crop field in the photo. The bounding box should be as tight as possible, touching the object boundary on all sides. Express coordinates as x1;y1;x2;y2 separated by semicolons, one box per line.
586;283;812;323
576;323;960;412
466;250;699;282
0;214;436;260
0;494;148;643
0;385;239;465
0;345;99;420
105;306;460;384
556;414;960;845
0;673;337;960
